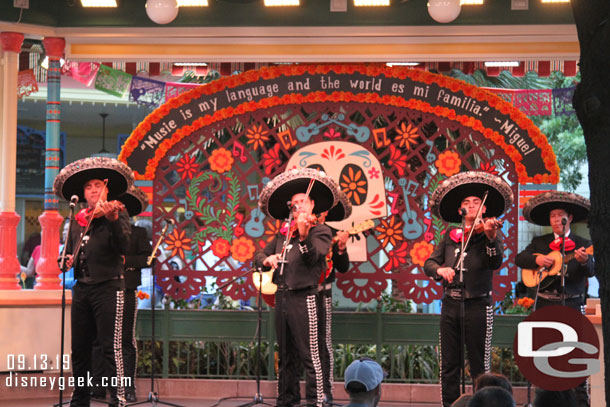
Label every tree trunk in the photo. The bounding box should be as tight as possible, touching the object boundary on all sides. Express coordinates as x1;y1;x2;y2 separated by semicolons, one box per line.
570;0;610;402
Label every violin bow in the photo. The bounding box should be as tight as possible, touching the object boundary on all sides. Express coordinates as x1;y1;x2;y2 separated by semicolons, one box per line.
455;190;489;271
71;178;109;263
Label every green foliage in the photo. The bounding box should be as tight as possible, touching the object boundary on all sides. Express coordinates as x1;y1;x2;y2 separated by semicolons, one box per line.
449;69;586;191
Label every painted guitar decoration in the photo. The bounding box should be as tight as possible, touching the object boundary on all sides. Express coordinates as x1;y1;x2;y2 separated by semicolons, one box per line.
521;245;594;289
398;178;424;240
252;219;376;294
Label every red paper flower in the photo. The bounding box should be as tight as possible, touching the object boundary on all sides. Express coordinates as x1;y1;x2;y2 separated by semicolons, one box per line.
435;150;461;177
479;162;499;176
384;241;409;271
230;237;256;263
262;144;282;175
208;147;234;173
211;238;231;258
176;154;198;180
387;144;408;176
410;241;434;267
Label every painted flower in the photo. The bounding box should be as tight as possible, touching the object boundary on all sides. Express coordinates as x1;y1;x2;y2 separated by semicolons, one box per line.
410;241;434;267
384;241;409;271
264;219;282;242
209;147;234;173
165;228;191;260
176;154;198;180
321;145;345;161
375;216;404;249
324;128;341;139
395;122;419;149
387;144;408;176
480;161;499;175
262;144;282;175
340;166;367;205
368;167;380;179
435;150;461;177
246;124;269;151
211;238;231;258
230;237;256;263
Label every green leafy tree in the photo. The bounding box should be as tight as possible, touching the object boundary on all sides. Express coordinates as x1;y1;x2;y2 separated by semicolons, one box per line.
450;69;586;191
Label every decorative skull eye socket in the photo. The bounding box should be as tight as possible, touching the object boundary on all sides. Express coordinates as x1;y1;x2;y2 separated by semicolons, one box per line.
307;164;325;172
339;164;368;206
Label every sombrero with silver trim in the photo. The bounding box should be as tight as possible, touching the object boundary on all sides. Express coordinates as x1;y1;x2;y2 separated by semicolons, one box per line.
117;185;149;217
430;171;513;223
53;157;134;202
259;168;340;220
325;189;352;222
522;190;590;226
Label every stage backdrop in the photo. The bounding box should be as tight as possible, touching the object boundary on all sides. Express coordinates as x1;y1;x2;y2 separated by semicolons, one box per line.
119;64;558;304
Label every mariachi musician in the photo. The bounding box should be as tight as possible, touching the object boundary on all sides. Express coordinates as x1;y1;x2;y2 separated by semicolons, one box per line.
254;168;340;407
423;171;513;407
54;157;133;407
515;190;594;407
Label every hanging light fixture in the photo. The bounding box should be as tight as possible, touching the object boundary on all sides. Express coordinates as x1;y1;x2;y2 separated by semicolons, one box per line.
427;0;461;23
146;0;179;24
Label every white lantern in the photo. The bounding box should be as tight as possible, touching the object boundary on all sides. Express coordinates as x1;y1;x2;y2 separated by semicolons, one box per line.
427;0;461;24
146;0;179;25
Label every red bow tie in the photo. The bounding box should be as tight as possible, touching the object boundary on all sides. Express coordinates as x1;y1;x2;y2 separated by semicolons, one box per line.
549;236;575;252
75;208;92;227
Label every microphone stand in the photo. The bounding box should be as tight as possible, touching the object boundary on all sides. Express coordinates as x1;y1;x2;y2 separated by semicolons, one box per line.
452;191;488;397
560;218;568;307
54;200;77;407
128;220;182;407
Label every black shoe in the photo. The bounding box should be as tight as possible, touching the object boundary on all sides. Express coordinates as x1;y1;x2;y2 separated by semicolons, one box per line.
90;387;106;400
126;387;138;402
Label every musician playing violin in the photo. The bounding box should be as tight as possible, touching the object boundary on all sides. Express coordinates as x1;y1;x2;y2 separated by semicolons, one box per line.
254;168;339;407
423;171;513;407
54;157;133;407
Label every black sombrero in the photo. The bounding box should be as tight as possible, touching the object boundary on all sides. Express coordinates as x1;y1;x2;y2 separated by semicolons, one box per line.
259;168;340;220
117;185;149;217
325;190;352;222
53;157;134;202
522;190;590;226
430;171;513;223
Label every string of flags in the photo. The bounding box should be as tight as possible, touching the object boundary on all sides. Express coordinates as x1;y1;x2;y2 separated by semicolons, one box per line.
17;61;576;117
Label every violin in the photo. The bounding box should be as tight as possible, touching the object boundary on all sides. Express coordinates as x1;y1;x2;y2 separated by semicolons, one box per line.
89;200;126;220
289;212;319;237
469;217;504;234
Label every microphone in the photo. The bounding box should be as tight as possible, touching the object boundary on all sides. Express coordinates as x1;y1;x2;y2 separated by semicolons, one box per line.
70;195;79;208
561;217;568;226
458;208;467;217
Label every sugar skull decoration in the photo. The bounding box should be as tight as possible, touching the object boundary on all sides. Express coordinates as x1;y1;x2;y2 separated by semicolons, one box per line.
286;141;387;261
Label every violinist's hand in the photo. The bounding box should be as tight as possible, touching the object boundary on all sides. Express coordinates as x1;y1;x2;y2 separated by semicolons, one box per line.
336;231;349;252
483;217;498;241
535;254;555;269
99;200;122;221
263;253;282;269
296;212;312;241
437;267;455;283
574;247;589;264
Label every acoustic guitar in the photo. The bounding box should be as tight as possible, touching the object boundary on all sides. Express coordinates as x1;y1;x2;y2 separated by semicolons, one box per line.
252;219;376;295
521;245;593;289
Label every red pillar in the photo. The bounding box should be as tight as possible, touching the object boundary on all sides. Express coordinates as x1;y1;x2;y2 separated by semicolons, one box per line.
0;32;25;289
